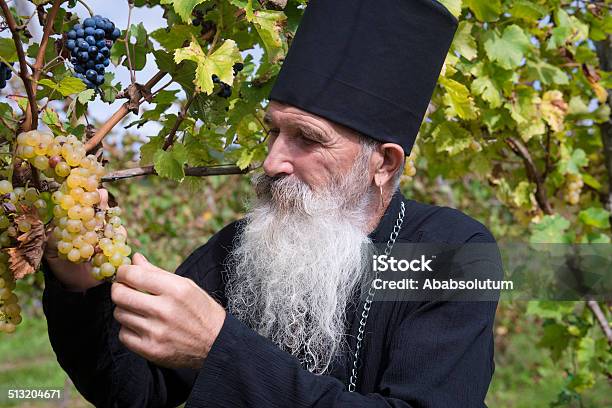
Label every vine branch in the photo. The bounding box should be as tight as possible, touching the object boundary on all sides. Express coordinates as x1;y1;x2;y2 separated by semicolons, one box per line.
84;71;167;152
162;93;196;150
587;299;612;346
505;136;553;215
101;165;250;182
0;0;38;131
33;0;63;83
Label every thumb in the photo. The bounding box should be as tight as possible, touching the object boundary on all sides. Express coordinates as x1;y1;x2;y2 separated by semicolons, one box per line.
131;252;149;266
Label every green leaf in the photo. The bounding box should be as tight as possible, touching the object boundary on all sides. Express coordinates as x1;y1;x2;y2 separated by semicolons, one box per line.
471;75;502;108
578;208;611;229
530;214;571;244
452;21;477;61
250;10;287;64
547;8;589;51
437;0;462;18
525;60;569;86
150;25;200;50
161;0;211;23
558;147;588;175
464;0;501;22
41;108;63;134
431;122;472;155
99;72;121;103
538;321;571;361
0;38;17;62
153;144;188;181
236;148;255;170
77;89;96;104
110;23;152;71
174;38;242;94
439;77;478;120
140;135;165;165
526;301;576;320
509;0;548;22
38;77;86;97
484;25;531;70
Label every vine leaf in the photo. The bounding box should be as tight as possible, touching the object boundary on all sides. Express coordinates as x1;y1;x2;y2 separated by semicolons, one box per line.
38;77;86;97
484;25;531;70
7;207;46;280
464;0;501;22
161;0;211;23
174;38;242;94
0;38;18;61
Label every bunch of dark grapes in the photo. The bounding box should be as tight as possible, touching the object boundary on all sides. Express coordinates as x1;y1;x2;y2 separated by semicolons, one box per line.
212;62;244;98
65;15;121;89
0;62;13;90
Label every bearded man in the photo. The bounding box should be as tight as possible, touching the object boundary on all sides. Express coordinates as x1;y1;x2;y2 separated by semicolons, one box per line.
42;0;501;407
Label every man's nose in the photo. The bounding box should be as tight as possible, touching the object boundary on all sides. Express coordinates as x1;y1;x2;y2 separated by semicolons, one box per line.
263;134;294;177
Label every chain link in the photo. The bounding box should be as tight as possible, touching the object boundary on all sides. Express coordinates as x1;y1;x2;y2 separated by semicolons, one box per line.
347;201;405;392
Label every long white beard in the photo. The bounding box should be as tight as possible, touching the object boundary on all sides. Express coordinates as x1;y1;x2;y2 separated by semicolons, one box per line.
226;152;376;374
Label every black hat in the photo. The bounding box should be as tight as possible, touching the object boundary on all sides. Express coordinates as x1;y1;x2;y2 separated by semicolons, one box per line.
268;0;458;155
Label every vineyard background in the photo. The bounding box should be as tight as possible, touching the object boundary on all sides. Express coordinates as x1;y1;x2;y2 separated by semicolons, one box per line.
1;0;611;407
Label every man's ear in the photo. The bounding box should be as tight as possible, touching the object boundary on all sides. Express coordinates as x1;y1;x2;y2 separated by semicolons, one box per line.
373;143;404;187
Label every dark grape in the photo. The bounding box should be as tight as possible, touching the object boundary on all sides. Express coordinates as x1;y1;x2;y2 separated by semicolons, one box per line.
233;62;244;73
212;74;220;83
66;16;120;89
0;61;12;90
218;83;232;98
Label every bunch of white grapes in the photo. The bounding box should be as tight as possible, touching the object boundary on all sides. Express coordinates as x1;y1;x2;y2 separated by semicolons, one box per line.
563;173;583;205
15;130;132;280
0;180;21;333
0;131;133;333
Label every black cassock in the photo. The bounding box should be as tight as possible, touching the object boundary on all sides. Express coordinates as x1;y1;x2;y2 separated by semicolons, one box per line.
42;189;500;407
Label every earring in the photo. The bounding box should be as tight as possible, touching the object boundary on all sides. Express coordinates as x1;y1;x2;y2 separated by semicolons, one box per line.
379;184;384;208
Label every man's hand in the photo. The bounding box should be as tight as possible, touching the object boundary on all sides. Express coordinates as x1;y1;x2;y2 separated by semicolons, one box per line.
111;253;226;370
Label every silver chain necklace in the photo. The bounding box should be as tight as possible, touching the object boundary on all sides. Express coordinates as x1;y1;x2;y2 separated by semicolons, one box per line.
347;200;406;392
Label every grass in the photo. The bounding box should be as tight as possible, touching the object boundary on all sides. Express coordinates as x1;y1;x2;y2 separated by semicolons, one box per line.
0;316;91;407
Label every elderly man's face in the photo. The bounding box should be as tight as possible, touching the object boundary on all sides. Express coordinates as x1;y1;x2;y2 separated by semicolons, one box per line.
263;100;365;190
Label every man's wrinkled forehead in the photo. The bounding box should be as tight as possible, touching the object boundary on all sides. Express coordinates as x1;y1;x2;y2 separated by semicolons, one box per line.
264;101;362;141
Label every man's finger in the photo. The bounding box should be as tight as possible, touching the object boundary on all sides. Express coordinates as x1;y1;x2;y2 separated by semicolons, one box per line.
116;255;174;295
113;306;149;333
98;188;109;210
118;324;144;354
111;282;159;315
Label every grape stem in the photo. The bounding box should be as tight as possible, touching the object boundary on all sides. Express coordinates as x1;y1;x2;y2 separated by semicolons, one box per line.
101;164;252;182
124;0;136;84
0;0;38;132
162;93;196;150
75;0;94;17
84;70;167;152
505;136;552;215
